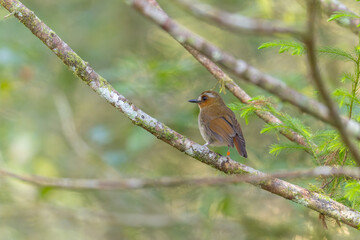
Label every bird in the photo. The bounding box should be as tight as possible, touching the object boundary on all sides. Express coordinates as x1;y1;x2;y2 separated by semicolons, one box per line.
189;90;247;158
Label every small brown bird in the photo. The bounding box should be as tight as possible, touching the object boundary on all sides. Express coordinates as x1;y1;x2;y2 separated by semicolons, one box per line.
189;90;247;158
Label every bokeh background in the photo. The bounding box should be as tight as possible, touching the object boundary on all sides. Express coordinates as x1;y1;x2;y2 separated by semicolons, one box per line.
0;0;359;239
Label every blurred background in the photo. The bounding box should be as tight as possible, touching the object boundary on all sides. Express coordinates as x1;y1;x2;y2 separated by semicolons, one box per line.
0;0;359;239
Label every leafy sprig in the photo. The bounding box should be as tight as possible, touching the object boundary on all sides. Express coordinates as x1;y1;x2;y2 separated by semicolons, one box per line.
327;11;360;27
258;40;305;56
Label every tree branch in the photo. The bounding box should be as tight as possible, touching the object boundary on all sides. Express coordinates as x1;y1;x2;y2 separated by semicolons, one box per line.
320;0;360;35
142;1;313;152
183;46;313;151
129;0;360;141
1;166;360;190
303;0;360;165
1;0;360;229
173;0;304;37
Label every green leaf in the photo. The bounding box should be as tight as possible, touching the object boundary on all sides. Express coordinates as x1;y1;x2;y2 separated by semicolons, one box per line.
229;101;262;125
327;11;360;22
280;114;312;138
344;180;360;209
333;88;360;108
249;96;267;102
318;46;355;62
333;88;348;107
228;102;244;112
258;40;305;56
269;143;308;156
260;123;284;134
341;72;354;83
240;107;256;125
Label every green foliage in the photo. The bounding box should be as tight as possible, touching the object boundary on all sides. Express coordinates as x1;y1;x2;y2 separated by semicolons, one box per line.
341;72;354;83
228;98;260;125
327;11;360;26
344;181;360;210
314;130;348;158
258;40;305;55
333;88;360;108
318;46;355;62
269;143;308;156
231;96;315;156
241;39;360;211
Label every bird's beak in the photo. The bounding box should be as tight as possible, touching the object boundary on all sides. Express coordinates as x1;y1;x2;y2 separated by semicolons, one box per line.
188;99;201;103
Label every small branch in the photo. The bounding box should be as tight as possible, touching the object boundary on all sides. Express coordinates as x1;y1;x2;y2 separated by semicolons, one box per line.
1;166;360;190
129;0;360;140
320;0;360;36
303;0;360;165
1;0;360;229
349;55;360;119
173;0;304;38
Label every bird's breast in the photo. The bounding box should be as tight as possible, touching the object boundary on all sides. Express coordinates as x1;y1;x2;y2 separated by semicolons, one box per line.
198;109;225;146
198;113;210;142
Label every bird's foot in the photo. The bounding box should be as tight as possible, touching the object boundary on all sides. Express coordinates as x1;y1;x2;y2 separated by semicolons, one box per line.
226;146;231;159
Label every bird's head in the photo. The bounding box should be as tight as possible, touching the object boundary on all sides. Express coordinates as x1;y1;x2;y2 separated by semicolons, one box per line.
188;91;224;109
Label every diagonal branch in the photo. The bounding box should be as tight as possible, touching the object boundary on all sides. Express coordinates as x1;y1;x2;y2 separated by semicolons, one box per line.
184;46;313;151
1;166;360;190
303;0;360;165
1;0;360;229
143;1;314;152
173;0;304;37
129;0;360;141
320;0;360;35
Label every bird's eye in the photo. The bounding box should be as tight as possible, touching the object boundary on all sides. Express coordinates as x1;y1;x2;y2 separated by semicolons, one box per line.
202;96;208;101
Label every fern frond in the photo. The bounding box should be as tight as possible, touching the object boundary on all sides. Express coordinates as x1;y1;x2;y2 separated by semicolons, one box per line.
228;103;257;125
258;40;305;56
260;123;285;134
269;142;308;156
344;180;360;209
328;11;360;22
341;72;355;83
333;88;360;107
318;46;355;62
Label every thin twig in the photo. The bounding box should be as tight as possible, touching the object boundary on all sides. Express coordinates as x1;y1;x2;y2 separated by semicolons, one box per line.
348;54;360;119
303;0;360;166
173;0;304;38
1;166;360;190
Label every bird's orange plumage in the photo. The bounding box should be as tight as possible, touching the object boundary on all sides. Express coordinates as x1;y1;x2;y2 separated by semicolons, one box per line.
189;90;247;158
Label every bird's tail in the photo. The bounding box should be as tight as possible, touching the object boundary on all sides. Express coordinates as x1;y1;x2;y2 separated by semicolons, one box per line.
233;134;247;158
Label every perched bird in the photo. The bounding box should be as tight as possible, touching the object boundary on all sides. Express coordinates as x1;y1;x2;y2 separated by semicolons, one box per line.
189;90;247;158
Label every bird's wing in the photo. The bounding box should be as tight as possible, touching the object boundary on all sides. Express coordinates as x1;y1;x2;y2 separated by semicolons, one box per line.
209;114;247;158
208;117;236;147
223;114;247;158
